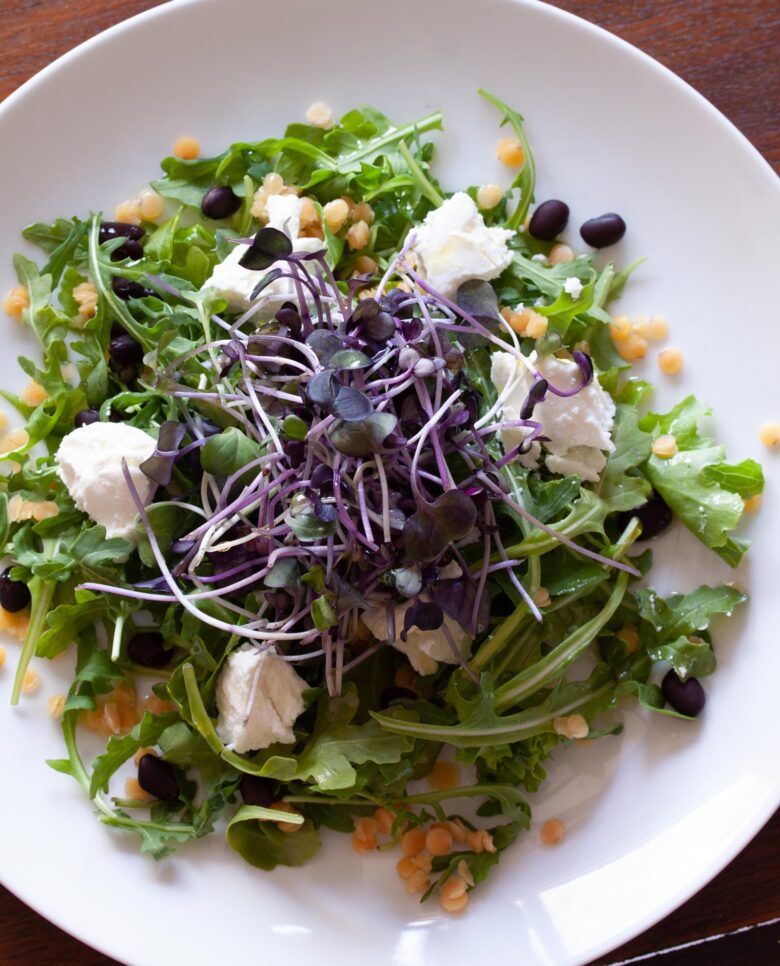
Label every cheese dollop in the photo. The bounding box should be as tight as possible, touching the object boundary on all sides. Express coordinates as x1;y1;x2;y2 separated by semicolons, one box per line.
215;644;307;752
203;194;325;314
411;192;514;298
55;421;157;539
491;351;616;483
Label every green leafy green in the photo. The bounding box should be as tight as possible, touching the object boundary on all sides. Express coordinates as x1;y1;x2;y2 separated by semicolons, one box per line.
640;397;761;564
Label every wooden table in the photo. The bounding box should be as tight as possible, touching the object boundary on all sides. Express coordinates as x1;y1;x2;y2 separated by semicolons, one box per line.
1;2;778;964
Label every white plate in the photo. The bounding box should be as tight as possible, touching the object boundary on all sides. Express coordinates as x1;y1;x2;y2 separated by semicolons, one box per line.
1;1;778;964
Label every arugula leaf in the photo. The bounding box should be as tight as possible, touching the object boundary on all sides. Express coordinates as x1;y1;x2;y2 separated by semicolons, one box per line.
598;404;653;513
478;90;535;229
639;397;761;565
90;712;180;796
225;806;320;871
635;584;747;679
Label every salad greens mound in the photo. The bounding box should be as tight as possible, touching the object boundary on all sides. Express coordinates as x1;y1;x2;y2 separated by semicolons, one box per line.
1;91;762;906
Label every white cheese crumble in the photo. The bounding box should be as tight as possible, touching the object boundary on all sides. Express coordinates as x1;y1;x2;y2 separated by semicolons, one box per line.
215;644;307;752
563;276;583;300
490;351;616;483
55;422;156;539
203;195;325;314
411;192;514;298
361;563;471;675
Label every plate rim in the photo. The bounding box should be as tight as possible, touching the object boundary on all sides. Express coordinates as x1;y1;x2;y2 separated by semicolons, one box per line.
0;1;778;964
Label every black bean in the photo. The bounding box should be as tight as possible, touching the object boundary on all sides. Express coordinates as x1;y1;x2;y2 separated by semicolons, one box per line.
239;775;274;807
127;631;170;668
137;754;180;801
99;222;145;243
201;186;242;220
0;568;31;612
615;490;673;541
108;409;127;423
379;686;418;708
109;334;144;366
74;408;101;428
111;277;154;301
110;321;127;338
110;238;144;262
528;199;570;241
661;670;706;717
580;212;626;248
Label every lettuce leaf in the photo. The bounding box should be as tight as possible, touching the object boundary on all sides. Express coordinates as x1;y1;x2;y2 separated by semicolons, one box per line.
639;396;763;566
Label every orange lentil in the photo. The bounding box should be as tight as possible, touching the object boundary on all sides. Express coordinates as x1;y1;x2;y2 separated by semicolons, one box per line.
617;625;640;652
467;829;496;853
140;692;176;715
134;746;158;766
0;606;30;641
0;645;6;668
22;668;40;694
405;870;431;894
125;778;153;802
448;818;468;844
645;315;669;340
352;832;375;853
114;199;142;226
306;102;333;129
323;199;350;233
615;332;647;363
352;201;375;225
374;807;394;835
396;856;419;879
429;759;460;791
440;876;468;901
400;827;427;856
609;315;632;341
138;189;165;221
441;891;469;913
457;859;475;887
354;817;378;840
566;714;589;739
173;136;200;160
548;243;575;265
476;183;504;210
271;801;302;833
534;586;551;607
346;219;370;251
496;137;525;167
354;255;378;276
743;494;762;514
425;827;453;857
3;285;29;320
540;818;566;845
0;428;29;454
103;702;123;735
759;422;780;448
652;434;678;459
47;694;65;717
658;347;683;375
21;380;48;406
525;312;548;339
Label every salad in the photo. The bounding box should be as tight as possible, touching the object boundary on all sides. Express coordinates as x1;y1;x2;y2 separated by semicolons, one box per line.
0;90;764;913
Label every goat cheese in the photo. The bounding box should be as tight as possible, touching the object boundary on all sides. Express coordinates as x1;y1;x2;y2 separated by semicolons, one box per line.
203;195;325;314
55;422;156;539
215;644;307;752
563;276;583;300
361;563;472;675
491;350;616;483
411;192;514;298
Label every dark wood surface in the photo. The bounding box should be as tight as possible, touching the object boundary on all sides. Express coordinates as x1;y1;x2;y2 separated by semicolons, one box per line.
1;2;778;965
